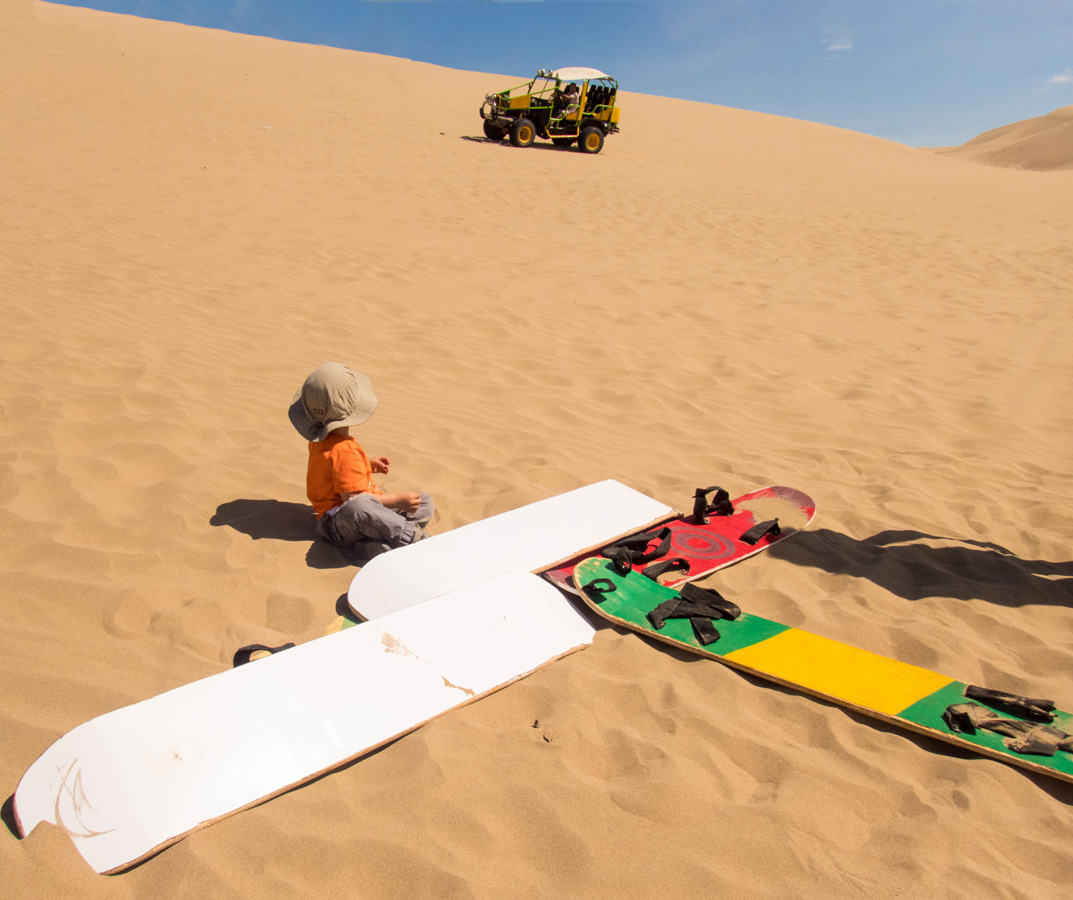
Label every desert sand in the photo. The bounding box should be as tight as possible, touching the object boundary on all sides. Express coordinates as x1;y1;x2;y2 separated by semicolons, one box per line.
936;105;1073;171
2;1;1072;897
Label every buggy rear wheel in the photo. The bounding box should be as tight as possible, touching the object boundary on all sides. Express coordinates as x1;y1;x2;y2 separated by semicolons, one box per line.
509;117;537;148
483;120;506;141
578;126;605;154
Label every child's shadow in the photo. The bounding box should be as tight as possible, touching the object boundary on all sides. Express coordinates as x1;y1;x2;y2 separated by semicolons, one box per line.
209;499;377;570
767;528;1073;609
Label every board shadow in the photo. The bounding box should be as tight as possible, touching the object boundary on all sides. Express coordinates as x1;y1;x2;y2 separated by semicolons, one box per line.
335;592;365;625
767;528;1073;609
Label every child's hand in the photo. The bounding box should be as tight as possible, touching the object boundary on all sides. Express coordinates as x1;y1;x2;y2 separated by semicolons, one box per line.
382;492;422;513
397;492;422;513
371;456;390;474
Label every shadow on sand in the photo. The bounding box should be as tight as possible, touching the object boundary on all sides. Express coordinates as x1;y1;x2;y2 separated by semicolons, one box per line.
766;528;1073;609
460;134;576;151
209;499;380;570
1;794;20;839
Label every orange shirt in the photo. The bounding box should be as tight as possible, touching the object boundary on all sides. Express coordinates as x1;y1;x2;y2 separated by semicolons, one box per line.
306;433;383;519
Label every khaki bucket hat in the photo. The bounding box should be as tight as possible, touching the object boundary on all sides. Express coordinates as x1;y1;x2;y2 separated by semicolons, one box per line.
289;362;378;442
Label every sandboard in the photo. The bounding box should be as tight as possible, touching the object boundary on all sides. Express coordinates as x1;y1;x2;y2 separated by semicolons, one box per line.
572;557;1073;785
347;479;675;621
544;485;815;594
14;572;595;874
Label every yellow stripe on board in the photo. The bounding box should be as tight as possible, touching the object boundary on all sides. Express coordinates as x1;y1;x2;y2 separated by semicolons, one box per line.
723;629;954;715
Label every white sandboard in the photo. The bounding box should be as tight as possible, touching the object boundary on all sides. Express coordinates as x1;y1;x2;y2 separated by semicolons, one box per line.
14;572;594;874
348;479;675;620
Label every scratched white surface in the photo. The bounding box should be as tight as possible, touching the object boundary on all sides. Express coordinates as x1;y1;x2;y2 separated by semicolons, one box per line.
14;572;594;874
348;479;674;620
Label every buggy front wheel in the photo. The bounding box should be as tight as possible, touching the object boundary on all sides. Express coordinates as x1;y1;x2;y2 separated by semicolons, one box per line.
483;120;506;141
578;126;605;154
510;117;537;148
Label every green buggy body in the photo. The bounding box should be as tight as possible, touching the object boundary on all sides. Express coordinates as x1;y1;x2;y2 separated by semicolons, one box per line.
480;67;621;154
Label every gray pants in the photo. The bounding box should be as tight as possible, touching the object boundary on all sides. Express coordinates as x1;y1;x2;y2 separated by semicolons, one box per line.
316;493;434;549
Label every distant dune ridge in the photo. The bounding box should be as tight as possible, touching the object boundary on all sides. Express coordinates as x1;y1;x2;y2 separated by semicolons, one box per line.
936;105;1073;170
2;1;1072;899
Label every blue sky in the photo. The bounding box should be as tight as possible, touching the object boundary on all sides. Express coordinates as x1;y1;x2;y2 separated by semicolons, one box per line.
59;1;1073;146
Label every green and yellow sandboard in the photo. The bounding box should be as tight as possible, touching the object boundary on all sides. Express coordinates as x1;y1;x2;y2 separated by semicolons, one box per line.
571;556;1073;785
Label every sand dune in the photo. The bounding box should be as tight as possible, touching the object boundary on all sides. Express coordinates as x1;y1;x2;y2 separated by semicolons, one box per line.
936;105;1073;170
2;1;1072;897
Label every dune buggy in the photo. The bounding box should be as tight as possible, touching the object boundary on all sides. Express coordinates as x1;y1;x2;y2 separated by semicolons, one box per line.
479;67;621;154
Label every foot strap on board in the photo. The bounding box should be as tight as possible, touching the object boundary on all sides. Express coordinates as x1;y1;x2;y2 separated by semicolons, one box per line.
642;558;691;581
692;486;734;524
233;643;296;667
646;583;742;645
964;685;1056;722
741;518;781;545
580;578;618;602
602;527;673;574
690;617;721;645
679;582;742;620
942;702;1072;756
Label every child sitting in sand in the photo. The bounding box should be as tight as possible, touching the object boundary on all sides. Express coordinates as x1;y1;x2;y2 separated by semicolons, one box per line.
289;362;433;554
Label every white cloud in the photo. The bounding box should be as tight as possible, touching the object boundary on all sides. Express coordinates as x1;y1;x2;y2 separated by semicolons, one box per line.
827;42;854;51
1049;69;1073;85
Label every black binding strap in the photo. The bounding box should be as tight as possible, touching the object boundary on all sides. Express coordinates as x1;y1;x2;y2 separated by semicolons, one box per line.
690;617;721;646
692;486;734;524
631;526;672;564
942;703;1002;735
680;582;741;620
602;527;673;573
964;685;1056;723
611;528;667;551
646;584;740;631
233;643;296;667
647;596;683;630
741;518;781;546
581;578;618;601
942;702;1072;756
601;546;634;575
642;558;691;581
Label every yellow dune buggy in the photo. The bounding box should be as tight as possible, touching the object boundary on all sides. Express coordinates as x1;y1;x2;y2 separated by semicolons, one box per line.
479;67;621;154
